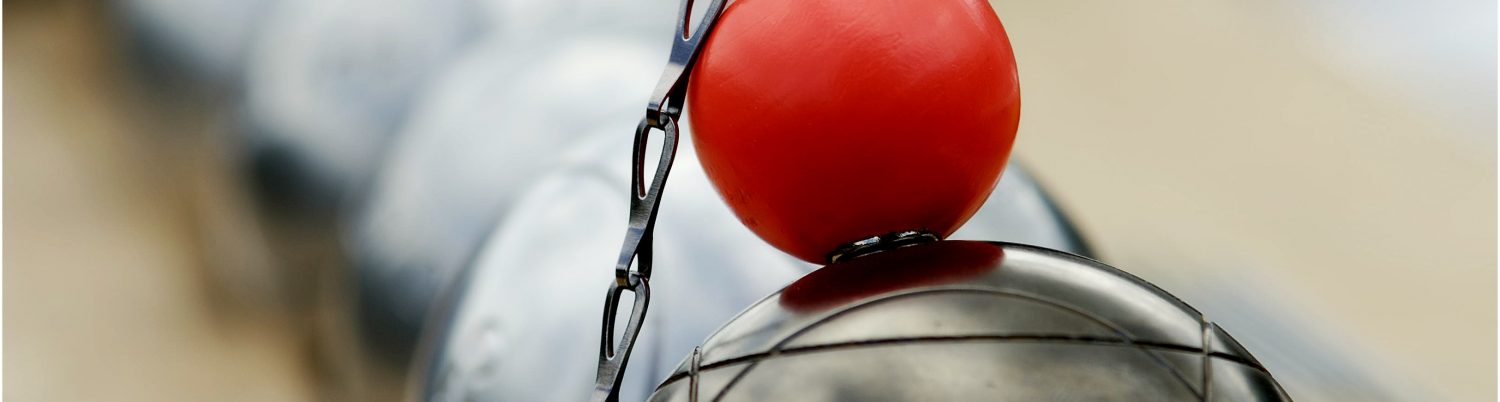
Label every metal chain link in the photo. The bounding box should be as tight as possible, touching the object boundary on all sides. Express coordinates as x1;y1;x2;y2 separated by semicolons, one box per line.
591;1;727;401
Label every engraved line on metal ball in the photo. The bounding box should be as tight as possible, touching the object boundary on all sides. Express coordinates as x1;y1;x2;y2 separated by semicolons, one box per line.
689;347;702;402
658;334;1270;391
707;287;1206;401
1202;320;1214;401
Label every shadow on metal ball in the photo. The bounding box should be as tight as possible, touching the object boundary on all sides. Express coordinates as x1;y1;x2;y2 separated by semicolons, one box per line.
650;241;1290;402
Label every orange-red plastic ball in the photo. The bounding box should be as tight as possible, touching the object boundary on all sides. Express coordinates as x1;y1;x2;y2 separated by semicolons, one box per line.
687;0;1022;263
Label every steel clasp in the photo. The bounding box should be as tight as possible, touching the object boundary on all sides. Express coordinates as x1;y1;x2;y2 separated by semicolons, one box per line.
593;0;728;401
645;0;728;127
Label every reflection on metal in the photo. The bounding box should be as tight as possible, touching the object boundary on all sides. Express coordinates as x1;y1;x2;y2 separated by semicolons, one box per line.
649;241;1290;402
412;128;1095;401
827;230;940;264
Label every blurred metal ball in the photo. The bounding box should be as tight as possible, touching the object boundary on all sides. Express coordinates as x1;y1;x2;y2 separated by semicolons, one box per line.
413;128;814;402
478;0;676;40
950;163;1092;255
412;126;1095;401
237;0;483;213
114;0;274;87
650;240;1290;402
350;34;667;361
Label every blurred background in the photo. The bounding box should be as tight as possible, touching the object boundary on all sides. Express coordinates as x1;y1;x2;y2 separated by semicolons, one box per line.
4;0;1494;401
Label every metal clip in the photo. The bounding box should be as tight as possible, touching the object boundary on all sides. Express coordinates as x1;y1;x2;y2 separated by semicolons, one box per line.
646;0;728;127
591;273;650;402
593;0;728;400
612;117;680;286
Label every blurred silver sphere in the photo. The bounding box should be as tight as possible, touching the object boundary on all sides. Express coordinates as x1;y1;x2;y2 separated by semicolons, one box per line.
413;122;1096;401
478;0;677;40
414;128;815;402
950;163;1091;255
238;0;484;213
225;2;487;400
114;0;275;87
350;34;667;362
650;240;1289;401
346;0;692;348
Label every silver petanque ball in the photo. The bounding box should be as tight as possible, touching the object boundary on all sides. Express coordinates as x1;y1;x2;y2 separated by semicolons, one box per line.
649;240;1290;402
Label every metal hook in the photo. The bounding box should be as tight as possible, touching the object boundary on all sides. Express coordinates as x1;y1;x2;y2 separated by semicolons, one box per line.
613;116;679;285
646;0;728;128
592;276;651;402
592;0;726;398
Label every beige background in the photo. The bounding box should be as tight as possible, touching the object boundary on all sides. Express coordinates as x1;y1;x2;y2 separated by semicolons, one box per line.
6;0;1495;401
998;1;1495;400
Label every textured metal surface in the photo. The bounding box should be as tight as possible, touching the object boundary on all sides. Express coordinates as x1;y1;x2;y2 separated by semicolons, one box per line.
411;126;1094;401
649;241;1289;402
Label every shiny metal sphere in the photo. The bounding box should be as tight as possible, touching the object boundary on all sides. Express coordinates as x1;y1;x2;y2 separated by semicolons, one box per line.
412;125;1096;401
649;240;1289;402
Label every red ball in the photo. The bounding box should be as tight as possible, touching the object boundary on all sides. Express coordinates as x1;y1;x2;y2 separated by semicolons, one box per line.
687;0;1021;263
